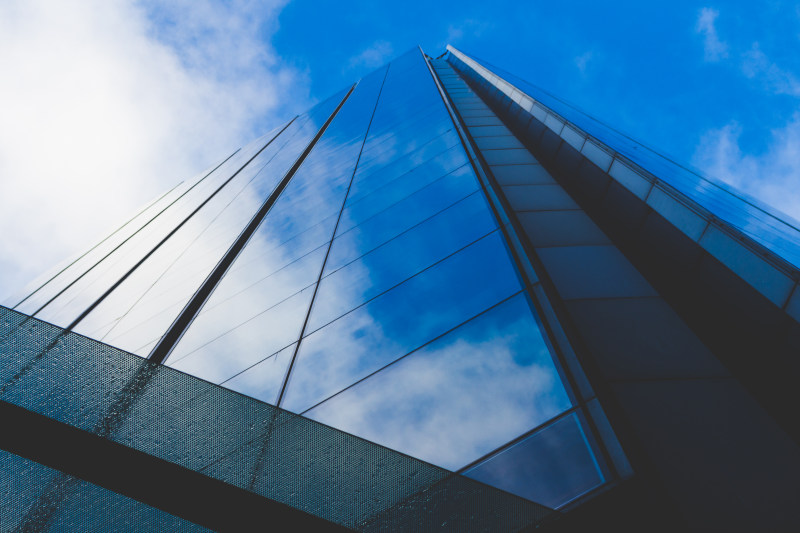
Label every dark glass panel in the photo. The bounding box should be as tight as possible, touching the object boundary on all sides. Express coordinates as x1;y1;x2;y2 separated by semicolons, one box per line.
502;184;579;211
536;245;657;300
518;211;610;248
169;287;314;384
464;412;605;508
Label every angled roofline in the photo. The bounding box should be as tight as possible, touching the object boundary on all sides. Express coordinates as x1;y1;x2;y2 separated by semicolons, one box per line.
446;45;800;322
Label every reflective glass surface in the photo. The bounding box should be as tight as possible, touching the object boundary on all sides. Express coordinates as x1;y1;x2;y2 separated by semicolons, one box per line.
307;189;496;332
464;411;605;509
303;293;572;470
9;48;618;510
326;161;474;273
339;140;467;232
222;343;297;404
281;231;525;413
164;63;389;379
170;288;314;383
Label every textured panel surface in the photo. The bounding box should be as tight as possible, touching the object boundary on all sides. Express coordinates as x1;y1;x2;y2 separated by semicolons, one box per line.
0;449;210;533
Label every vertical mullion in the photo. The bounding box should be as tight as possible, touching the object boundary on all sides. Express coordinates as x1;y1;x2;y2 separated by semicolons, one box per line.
150;85;357;365
276;66;391;407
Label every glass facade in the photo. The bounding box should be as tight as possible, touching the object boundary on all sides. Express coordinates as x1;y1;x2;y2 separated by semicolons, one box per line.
5;47;629;513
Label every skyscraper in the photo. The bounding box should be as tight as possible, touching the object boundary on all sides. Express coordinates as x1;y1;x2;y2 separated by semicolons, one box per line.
2;46;800;531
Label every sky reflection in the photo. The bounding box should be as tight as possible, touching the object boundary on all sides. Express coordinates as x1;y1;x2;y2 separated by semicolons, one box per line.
5;48;608;508
303;293;571;470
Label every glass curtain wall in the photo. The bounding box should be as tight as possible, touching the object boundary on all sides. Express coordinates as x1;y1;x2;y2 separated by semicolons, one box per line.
6;48;616;509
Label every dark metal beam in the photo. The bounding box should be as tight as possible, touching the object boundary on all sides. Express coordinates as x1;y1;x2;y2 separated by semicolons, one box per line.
0;400;352;532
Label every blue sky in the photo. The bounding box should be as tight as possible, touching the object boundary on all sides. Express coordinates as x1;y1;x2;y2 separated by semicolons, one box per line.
2;0;799;299
270;1;800;193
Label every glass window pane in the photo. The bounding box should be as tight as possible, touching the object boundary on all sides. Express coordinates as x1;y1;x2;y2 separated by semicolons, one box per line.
302;292;572;471
337;145;470;235
464;412;605;509
281;231;525;413
169;287;314;382
308;191;497;332
346;131;462;206
223;343;298;405
326;165;479;273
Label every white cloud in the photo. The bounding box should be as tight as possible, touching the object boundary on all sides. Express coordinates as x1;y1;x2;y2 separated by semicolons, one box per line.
0;0;307;303
741;42;800;97
347;40;394;70
574;51;594;75
305;315;569;470
444;19;492;48
695;9;800;97
696;7;728;62
693;115;800;221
